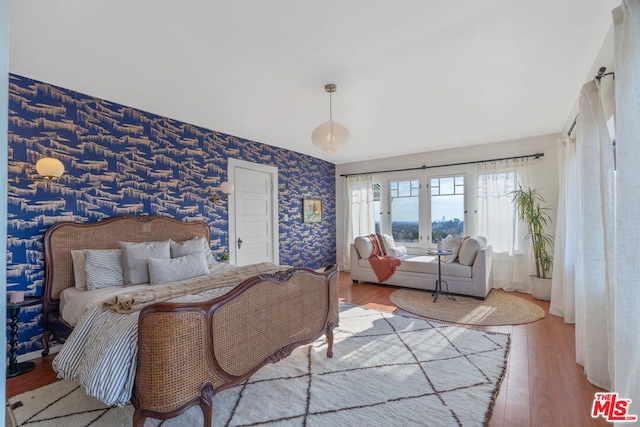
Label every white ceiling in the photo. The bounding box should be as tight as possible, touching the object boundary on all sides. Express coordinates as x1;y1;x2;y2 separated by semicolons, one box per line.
9;0;618;164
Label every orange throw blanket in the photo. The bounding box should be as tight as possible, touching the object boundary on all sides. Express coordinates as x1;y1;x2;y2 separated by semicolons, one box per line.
366;234;401;282
369;255;401;282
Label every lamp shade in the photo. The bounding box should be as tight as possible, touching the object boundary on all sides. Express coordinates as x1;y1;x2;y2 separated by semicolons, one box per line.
35;157;65;179
220;181;234;195
311;120;349;154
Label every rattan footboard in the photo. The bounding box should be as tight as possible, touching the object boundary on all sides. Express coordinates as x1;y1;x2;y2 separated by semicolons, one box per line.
132;264;339;426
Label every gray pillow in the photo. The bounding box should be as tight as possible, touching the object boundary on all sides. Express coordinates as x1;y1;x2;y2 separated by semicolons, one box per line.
83;249;124;290
118;240;171;285
458;236;488;266
170;236;215;266
441;236;464;264
147;252;209;285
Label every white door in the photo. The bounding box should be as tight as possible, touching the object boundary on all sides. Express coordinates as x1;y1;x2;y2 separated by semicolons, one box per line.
228;159;279;266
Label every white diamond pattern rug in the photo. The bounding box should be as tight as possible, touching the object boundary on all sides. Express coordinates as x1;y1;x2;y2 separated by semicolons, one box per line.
7;304;510;427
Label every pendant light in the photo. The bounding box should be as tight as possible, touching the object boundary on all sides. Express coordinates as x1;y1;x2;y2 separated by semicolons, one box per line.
311;83;349;153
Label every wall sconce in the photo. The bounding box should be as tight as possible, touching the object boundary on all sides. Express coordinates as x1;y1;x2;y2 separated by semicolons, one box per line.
212;181;234;204
9;157;66;183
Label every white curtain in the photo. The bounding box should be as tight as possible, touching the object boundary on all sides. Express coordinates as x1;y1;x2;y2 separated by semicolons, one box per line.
476;160;533;292
343;174;375;270
550;137;578;323
574;79;616;391
613;0;640;419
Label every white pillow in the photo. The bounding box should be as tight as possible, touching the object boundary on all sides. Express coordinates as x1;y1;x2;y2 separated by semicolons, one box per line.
354;236;374;259
147;252;210;285
71;250;87;290
119;240;171;285
458;236;488;266
170;236;215;266
386;246;407;257
441;236;464;264
83;249;124;290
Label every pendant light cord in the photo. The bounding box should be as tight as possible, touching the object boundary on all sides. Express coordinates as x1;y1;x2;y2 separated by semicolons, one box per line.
329;90;334;144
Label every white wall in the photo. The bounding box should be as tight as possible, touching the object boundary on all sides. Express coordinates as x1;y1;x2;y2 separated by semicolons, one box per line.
1;0;10;413
335;133;560;269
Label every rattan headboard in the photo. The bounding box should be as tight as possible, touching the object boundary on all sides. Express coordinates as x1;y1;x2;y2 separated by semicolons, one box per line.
43;216;210;306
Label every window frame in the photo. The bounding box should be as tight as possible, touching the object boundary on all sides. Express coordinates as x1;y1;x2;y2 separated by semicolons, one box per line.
374;173;468;250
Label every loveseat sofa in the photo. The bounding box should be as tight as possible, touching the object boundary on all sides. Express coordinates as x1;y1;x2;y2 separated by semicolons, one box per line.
350;234;493;299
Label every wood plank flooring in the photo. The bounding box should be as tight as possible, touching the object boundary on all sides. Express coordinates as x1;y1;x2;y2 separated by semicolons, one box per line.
7;272;607;426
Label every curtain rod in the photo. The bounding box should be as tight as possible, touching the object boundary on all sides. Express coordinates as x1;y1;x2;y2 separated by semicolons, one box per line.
339;152;544;178
567;66;615;136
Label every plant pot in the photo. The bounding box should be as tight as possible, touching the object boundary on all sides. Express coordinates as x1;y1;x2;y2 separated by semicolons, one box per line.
530;275;552;301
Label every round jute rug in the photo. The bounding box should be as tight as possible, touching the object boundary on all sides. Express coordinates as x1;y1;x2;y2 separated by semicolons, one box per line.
389;288;545;326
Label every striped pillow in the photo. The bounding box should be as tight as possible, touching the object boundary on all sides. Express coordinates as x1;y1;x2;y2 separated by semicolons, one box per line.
83;249;124;290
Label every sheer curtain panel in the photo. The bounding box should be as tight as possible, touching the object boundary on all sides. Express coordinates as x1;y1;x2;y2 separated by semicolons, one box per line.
550;137;578;323
476;160;533;292
574;80;615;391
343;174;375;270
613;0;640;419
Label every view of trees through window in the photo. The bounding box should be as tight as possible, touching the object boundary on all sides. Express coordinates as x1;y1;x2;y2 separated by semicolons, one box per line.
391;180;420;243
431;176;465;243
372;176;465;246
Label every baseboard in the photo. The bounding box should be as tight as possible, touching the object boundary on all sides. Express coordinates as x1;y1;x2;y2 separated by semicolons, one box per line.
16;345;62;362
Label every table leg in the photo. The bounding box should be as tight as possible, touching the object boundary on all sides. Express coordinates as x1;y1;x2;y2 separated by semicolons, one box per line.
6;308;36;378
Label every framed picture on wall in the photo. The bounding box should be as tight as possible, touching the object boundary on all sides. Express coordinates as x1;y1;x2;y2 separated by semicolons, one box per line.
303;198;322;223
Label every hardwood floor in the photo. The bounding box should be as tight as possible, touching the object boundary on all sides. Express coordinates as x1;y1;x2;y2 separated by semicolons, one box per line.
7;271;606;426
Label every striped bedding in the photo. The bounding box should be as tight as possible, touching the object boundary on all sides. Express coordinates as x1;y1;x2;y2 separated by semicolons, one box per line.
52;263;286;407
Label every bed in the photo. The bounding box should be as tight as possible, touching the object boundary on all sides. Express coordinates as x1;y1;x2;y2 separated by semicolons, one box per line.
42;215;339;426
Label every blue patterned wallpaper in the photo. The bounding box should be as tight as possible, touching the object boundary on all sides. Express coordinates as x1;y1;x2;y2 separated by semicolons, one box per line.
7;74;336;355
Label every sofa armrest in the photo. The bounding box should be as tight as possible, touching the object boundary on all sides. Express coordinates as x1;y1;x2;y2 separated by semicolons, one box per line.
472;245;493;298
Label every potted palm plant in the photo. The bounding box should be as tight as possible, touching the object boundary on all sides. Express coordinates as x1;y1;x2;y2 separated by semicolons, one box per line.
510;185;554;300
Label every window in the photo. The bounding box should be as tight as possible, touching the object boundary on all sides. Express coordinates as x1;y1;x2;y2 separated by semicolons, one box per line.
430;176;465;243
390;180;419;243
371;174;468;249
373;183;381;234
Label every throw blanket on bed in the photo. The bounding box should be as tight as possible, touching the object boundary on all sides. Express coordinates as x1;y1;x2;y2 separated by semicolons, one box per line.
104;262;285;313
366;234;401;282
53;263;288;407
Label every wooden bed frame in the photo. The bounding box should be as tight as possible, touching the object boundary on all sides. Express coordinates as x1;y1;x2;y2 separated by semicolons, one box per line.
42;215;339;426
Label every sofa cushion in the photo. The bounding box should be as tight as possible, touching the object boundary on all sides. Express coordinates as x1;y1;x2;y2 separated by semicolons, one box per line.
386;245;407;257
376;233;395;255
358;255;472;278
354;235;383;259
441;236;464;263
354;236;373;259
458;236;488;266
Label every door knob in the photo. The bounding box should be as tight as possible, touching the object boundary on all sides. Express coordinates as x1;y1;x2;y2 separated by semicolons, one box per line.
237;238;243;249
